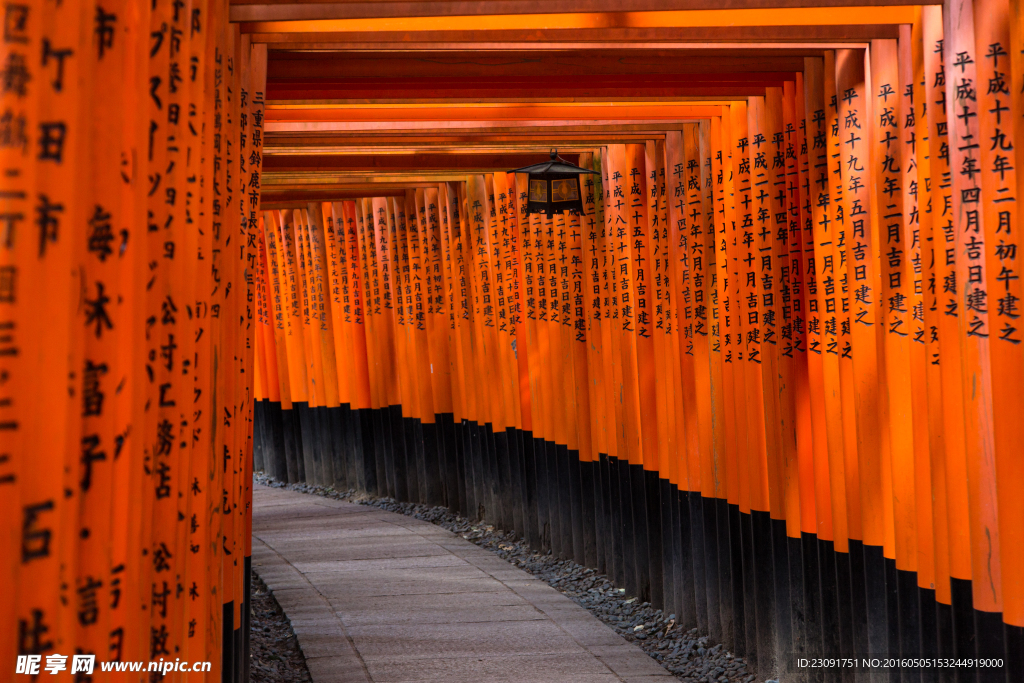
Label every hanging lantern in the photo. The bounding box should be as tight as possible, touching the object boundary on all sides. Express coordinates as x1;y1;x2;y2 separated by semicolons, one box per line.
511;150;598;217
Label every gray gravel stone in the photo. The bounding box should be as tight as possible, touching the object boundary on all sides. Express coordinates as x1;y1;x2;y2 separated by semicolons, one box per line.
249;572;312;683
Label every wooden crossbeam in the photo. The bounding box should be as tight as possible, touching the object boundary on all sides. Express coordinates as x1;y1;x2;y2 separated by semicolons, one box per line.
248;24;899;44
230;0;934;23
263;152;582;171
238;6;918;30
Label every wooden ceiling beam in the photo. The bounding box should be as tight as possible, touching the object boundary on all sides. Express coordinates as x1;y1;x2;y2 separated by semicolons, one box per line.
263;125;689;143
262;136;663;152
257;41;857;51
231;1;933;23
266;119;715;132
261;188;420;207
268;51;811;78
265;103;729;122
266;74;791;101
239;6;917;30
266;51;808;77
264;172;498;185
267;74;792;86
263;152;581;171
248;23;897;44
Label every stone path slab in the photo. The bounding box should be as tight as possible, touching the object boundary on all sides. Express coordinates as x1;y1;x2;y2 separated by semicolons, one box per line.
252;484;673;683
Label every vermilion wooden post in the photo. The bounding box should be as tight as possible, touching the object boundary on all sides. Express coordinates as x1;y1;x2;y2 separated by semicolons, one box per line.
441;183;469;513
504;175;529;535
629;142;659;605
549;207;571;556
832;50;866;556
802;55;839;563
410;189;438;504
714;115;741;545
229;27;246;673
974;0;1024;640
183;5;216;670
746;95;780;676
785;74;816;667
791;74;818;544
265;213;298;483
872;38;922;631
944;0;1004;634
386;195;412;500
356;197;388;496
489;174;519;532
155;0;189;665
456;181;483;518
562;205;584;564
0;0;38;664
387;194;416;501
307;202;342;487
308;207;333;485
438;183;464;513
117;0;153;668
324;202;355;487
599;146;624;587
919;14;976;636
832;46;869;665
781;78;811;544
700;121;731;641
467;175;497;520
710;114;743;651
278;209;310;484
687;124;723;640
518;170;546;544
913;6;955;623
1005;0;1024;641
574;153;602;569
424;187;454;508
80;0;122;676
647;139;675;613
294;208;324;484
727;101;754;654
755;89;787;531
257;215;283;476
343;201;376;493
602;144;634;593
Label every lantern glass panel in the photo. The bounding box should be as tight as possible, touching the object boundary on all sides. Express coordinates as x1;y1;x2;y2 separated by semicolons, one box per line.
529;179;548;202
551;178;579;203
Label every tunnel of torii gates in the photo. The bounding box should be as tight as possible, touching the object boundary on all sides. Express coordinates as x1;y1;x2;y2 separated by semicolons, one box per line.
3;0;1024;681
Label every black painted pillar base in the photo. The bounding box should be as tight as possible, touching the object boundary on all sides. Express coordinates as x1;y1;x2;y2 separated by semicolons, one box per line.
221;601;234;683
604;457;621;586
718;498;737;653
508;427;525;539
422;420;444;507
580;459;598;568
569;450;585;565
267;402;288;482
522;431;540;549
535;437;551;553
659;479;677;619
242;556;252;683
703;495;722;643
315;405;334;486
643;469;664;610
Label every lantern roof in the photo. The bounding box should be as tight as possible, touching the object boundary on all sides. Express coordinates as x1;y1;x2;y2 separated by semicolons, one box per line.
510;150;598;175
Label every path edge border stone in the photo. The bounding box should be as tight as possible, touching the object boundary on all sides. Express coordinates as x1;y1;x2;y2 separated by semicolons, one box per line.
252;534;373;683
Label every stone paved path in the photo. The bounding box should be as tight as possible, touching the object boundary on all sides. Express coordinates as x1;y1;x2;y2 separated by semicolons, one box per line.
252;484;674;683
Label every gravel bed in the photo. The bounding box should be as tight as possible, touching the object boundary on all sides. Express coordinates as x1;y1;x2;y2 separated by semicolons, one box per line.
254;472;756;683
249;571;313;683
